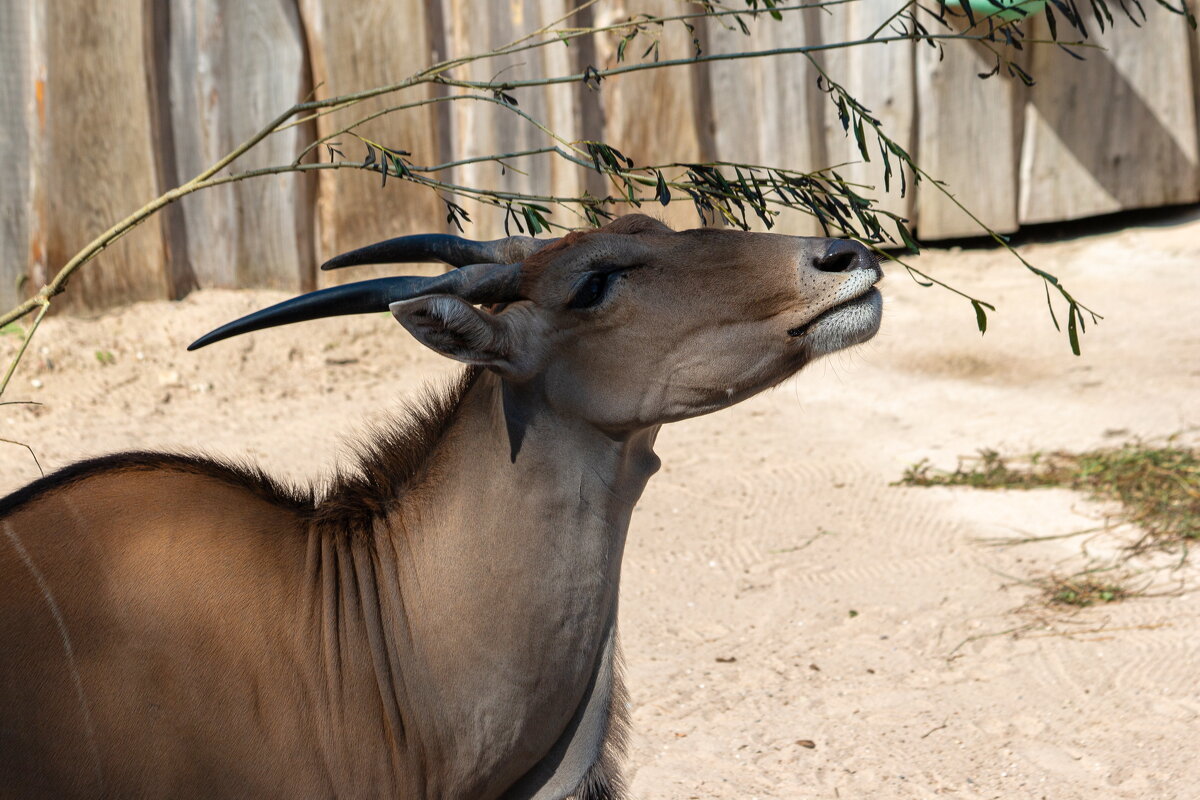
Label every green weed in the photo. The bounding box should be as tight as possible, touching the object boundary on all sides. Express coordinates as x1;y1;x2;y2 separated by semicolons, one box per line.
899;439;1199;555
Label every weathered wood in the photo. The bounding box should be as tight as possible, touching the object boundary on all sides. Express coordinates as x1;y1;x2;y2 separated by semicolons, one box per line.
0;2;37;312
43;0;170;311
817;0;916;232
1194;21;1200;174
916;37;1022;239
701;9;822;236
11;3;1200;316
594;1;709;231
298;0;445;286
1019;15;1200;224
165;0;316;292
437;0;585;238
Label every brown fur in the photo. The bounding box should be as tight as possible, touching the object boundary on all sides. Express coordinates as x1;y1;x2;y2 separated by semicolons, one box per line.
519;215;672;288
1;214;882;798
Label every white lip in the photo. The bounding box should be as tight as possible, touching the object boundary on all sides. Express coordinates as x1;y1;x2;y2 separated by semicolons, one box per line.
788;265;883;339
833;264;884;305
791;287;883;356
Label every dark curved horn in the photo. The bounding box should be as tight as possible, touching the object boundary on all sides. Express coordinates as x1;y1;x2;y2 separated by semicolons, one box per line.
321;234;555;270
188;262;523;351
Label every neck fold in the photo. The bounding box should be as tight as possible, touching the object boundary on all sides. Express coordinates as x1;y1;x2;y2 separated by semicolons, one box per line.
367;369;659;797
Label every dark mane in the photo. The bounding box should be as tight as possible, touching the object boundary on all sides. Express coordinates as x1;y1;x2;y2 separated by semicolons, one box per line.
0;450;316;519
0;367;482;525
314;365;481;524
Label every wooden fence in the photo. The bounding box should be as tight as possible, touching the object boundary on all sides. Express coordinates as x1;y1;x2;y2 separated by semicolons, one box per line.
2;1;1198;312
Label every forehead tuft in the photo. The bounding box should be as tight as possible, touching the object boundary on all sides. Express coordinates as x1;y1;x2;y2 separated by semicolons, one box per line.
520;214;674;288
602;214;673;235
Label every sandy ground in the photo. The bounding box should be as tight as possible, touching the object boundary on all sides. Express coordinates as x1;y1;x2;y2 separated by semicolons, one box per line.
2;213;1199;799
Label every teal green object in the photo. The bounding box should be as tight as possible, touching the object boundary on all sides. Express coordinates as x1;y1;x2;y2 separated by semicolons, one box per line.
944;0;1046;21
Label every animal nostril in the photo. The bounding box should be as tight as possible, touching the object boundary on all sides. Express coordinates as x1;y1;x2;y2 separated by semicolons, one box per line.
813;251;856;273
812;240;870;273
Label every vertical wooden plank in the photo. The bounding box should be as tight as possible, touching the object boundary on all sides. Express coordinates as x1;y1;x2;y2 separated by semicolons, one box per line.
915;39;1021;239
439;0;584;238
166;0;315;291
1018;15;1200;224
595;0;709;231
43;0;170;310
164;0;234;291
702;9;822;235
818;0;916;231
298;0;445;286
1194;18;1200;171
539;3;588;209
0;1;35;311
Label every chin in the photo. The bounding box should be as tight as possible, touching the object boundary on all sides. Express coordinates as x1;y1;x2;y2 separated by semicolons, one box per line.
801;288;882;359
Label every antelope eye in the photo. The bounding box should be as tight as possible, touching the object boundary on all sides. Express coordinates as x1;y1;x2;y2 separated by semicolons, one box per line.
569;272;612;310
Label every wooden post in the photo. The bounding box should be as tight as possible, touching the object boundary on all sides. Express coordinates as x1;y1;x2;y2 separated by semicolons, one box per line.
298;0;445;285
817;0;917;232
437;0;585;238
0;1;38;313
42;0;170;310
596;0;709;231
702;8;824;235
164;0;317;293
915;34;1022;239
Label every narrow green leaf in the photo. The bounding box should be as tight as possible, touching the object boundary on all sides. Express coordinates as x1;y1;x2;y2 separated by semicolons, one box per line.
904;266;934;288
522;206;542;235
971;300;988;335
654;171;671;206
895;220;920;254
1043;281;1061;331
853;117;870;163
1068;304;1081;355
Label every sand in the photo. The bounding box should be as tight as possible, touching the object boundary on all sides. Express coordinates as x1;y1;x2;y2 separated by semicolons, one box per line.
2;212;1198;799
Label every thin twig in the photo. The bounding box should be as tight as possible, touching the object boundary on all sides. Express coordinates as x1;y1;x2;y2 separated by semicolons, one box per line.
0;0;1156;385
430;33;1084;93
0;437;44;477
0;301;49;399
947;622;1040;658
920;721;949;739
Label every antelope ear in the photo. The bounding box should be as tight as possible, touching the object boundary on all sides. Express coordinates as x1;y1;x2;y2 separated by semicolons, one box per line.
390;295;541;378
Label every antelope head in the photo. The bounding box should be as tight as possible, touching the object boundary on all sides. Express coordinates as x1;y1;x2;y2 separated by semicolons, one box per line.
190;214;882;431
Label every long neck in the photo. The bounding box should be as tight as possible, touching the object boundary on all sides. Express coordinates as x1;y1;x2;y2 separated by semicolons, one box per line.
372;369;660;796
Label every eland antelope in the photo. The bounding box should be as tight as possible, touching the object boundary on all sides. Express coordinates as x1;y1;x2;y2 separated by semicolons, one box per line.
0;214;882;799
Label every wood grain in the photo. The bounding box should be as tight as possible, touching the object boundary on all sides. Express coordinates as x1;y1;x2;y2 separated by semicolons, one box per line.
700;9;823;236
0;2;36;312
11;4;1200;318
817;0;916;231
595;0;709;231
165;0;316;292
916;36;1022;239
43;0;169;311
298;0;445;286
438;0;585;238
1018;15;1200;224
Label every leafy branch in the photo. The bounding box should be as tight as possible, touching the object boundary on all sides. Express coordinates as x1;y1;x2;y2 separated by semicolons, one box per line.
2;0;1192;402
803;56;1102;349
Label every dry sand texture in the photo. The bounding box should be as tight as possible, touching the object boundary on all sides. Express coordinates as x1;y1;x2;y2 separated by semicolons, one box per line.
2;214;1199;799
